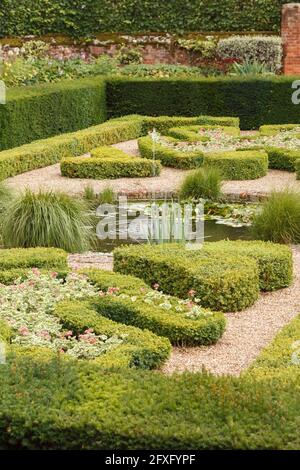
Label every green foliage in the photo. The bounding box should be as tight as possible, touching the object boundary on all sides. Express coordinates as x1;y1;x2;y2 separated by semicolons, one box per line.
54;300;171;369
0;1;286;37
61;145;161;179
178;37;218;59
0;117;143;181
230;60;274;76
116;45;143;65
0;183;14;216
0;247;68;284
208;240;293;291
138;136;203;169
250;314;300;373
203;150;269;180
114;243;260;312
265;147;300;171
2;190;91;253
82;269;225;346
167;125;240;141
251;190;300;244
114;240;292;311
217;36;282;73
0;78;106;150
106;77;300;130
179;167;223;201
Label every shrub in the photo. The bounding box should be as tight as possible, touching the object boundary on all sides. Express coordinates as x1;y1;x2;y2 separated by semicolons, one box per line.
82;269;225;346
203;150;268;180
61;146;161;179
106;77;300;130
167;125;240;141
259;124;300;136
179;167;223;201
251;190;300;244
0;1;285;38
206;240;293;291
0;117;143;181
0;183;14;216
138;136;203;169
114;243;260;312
2;190;91;252
0;78;106;150
0;247;68;283
217;36;282;73
53;300;171;369
265;147;300;171
230;60;274;76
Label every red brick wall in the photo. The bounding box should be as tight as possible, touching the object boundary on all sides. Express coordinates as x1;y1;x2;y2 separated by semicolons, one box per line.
282;3;300;75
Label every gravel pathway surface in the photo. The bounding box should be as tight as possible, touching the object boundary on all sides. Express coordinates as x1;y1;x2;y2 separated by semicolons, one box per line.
5;139;300;198
162;246;300;376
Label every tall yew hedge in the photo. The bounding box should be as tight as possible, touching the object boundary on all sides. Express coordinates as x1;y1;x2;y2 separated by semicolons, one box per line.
0;1;294;37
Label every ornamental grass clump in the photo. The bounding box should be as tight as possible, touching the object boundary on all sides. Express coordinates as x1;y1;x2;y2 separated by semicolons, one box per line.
251;190;300;244
2;189;91;252
179;167;223;201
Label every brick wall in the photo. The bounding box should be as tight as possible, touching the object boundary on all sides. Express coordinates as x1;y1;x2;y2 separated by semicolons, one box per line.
282;3;300;75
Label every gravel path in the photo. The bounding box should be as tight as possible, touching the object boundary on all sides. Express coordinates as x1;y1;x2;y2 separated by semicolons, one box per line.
69;247;300;377
162;246;300;376
5;139;300;199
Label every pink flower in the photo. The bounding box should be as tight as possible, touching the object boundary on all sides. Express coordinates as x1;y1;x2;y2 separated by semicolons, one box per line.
84;328;94;334
153;283;159;290
32;268;41;276
99;290;105;297
63;330;73;338
188;289;196;298
18;326;29;336
107;287;120;295
140;287;147;293
51;271;58;278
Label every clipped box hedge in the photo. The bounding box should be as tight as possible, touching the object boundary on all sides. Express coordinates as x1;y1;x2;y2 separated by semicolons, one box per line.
114;243;260;312
54;300;171;370
167;125;240;142
259;124;300;136
83;269;225;346
138;135;203;169
2;324;300;449
206;240;293;291
0;248;69;284
265;147;300;171
114;241;293;312
203;149;268;180
0;117;143;181
61;145;161;179
0;78;106;151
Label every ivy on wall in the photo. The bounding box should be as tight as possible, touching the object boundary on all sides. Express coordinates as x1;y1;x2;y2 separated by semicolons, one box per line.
0;1;296;37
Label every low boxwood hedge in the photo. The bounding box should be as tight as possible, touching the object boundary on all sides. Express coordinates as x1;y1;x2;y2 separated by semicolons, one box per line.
138;135;203;169
53;300;171;369
167;125;240;142
265;147;300;171
61;145;161;179
81;269;225;346
259;124;300;137
114;243;260;312
203;150;268;180
114;241;293;312
206;240;293;291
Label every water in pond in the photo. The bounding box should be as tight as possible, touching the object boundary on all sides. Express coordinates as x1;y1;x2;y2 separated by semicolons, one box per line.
91;201;253;253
